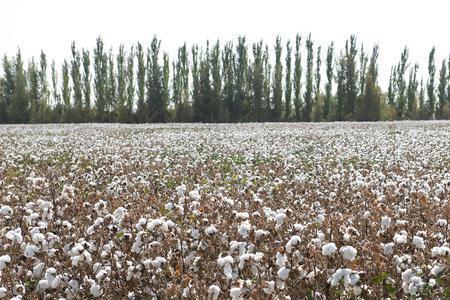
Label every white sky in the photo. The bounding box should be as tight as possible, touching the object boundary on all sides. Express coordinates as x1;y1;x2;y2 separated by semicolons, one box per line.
1;0;450;88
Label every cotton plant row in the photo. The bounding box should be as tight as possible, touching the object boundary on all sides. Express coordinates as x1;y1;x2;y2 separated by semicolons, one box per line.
0;122;450;299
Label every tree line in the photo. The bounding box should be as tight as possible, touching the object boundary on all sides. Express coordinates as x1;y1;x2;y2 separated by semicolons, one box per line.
0;35;449;124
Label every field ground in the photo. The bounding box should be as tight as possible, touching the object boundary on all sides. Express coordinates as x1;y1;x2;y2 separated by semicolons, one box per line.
1;122;450;299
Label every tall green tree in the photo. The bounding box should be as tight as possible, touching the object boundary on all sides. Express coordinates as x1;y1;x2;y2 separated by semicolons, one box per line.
222;42;234;122
426;47;436;118
395;47;409;119
82;49;91;119
28;58;40;123
107;51;117;121
323;43;333;121
437;59;448;118
51;60;62;121
312;46;322;121
117;45;127;122
210;41;222;122
71;42;83;121
285;41;292;120
2;56;15;123
94;37;108;122
136;43;146;122
126;46;135;122
362;45;382;121
272;36;283;121
11;50;29;123
251;41;264;122
146;37;165;122
293;34;302;121
343;35;358;120
61;60;71;121
234;37;248;121
406;64;419;119
303;34;314;122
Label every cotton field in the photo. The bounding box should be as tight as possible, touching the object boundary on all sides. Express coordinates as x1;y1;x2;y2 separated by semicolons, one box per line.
1;122;450;299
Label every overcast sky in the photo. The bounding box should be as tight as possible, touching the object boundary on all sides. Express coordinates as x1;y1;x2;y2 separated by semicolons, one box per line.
1;0;450;88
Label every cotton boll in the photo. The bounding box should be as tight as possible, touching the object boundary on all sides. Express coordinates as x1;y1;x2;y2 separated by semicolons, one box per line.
0;255;11;271
238;221;251;239
383;242;395;255
381;216;392;230
0;206;13;216
276;252;287;268
412;236;425;249
0;287;6;298
394;233;407;244
24;244;39;258
230;287;242;300
322;243;337;256
285;235;301;253
208;285;221;300
189;190;201;201
340;246;357;261
278;267;290;280
90;283;103;297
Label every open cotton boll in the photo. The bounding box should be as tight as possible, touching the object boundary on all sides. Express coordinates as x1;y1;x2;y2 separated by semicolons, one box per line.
340;246;357;261
328;268;360;287
238;221;251;238
6;228;23;244
431;246;450;257
0;206;13;216
322;242;337;256
0;287;6;298
285;235;301;253
208;285;221;300
176;184;186;197
189;190;200;201
278;267;290;280
381;216;392;230
0;255;11;270
205;225;218;236
230;287;242;300
217;255;234;279
90;283;103;297
393;233;407;244
276;252;287;268
383;242;395;255
412;236;425;249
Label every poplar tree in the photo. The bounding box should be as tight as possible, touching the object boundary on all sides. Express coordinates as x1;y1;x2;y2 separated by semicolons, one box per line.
117;45;127;122
323;42;333;121
107;51;117;121
234;37;248;121
82;49;91;119
427;47;436;118
252;41;264;121
11;50;29;123
61;60;71;120
313;46;322;121
406;64;419;119
39;51;49;122
28;58;39;123
395;47;409;119
262;45;272;121
126;46;135;122
343;35;358;120
285;41;292;120
51;60;62;121
192;45;201;122
222;42;234;122
210;41;222;122
71;42;83;121
162;53;170;121
2;56;15;123
94;37;107;122
272;36;283;121
136;43;146;122
293;34;302;121
303;34;314;121
363;45;382;121
437;59;448;118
